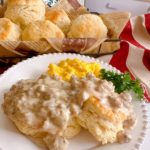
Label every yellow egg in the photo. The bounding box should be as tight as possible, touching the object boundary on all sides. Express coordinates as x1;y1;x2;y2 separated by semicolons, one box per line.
48;59;101;80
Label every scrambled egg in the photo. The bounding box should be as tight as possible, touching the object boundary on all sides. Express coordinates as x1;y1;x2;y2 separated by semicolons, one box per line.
48;59;101;80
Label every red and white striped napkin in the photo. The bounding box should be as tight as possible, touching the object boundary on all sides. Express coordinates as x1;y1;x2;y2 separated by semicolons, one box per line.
99;13;150;102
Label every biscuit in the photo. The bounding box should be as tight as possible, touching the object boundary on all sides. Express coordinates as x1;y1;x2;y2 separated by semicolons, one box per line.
22;20;65;41
68;14;108;39
46;9;71;34
2;81;81;148
3;105;80;139
63;117;81;138
5;0;45;5
77;97;126;144
4;0;45;28
0;18;21;41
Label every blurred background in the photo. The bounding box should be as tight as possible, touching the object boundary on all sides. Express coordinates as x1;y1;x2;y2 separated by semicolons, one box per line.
43;0;150;17
85;0;150;16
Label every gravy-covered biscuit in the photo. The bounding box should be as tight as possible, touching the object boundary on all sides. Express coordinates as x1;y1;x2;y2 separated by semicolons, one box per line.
4;0;45;28
68;14;108;40
46;9;71;34
3;59;136;150
77;93;136;145
77;97;127;144
2;73;81;150
0;18;21;41
22;20;65;41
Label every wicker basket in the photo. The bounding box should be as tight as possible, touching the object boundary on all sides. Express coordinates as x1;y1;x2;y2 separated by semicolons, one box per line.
0;0;126;64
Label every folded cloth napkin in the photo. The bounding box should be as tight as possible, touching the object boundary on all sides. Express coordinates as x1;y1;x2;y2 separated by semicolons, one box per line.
99;13;150;102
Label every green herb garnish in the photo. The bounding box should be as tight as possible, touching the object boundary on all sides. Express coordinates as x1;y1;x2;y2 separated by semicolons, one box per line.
100;69;144;99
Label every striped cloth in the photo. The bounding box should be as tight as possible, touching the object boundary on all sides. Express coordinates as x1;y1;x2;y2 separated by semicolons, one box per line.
99;13;150;102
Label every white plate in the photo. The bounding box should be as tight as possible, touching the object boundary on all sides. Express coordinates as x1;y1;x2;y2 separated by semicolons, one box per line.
0;53;148;150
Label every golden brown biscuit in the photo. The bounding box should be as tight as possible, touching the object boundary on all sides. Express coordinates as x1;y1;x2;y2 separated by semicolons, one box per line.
0;18;21;41
77;97;126;144
63;117;81;139
68;14;108;39
4;0;45;29
46;9;71;34
5;0;45;5
22;20;65;41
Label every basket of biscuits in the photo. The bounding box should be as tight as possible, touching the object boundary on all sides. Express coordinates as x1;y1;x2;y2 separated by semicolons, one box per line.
0;0;130;63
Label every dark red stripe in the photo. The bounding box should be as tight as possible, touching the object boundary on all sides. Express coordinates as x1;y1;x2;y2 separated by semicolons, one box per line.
143;49;150;71
109;41;130;73
145;14;150;35
110;42;150;102
109;41;136;80
120;21;145;49
144;93;150;102
142;84;150;102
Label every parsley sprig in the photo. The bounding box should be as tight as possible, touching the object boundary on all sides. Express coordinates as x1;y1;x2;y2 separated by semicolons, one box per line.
100;69;144;99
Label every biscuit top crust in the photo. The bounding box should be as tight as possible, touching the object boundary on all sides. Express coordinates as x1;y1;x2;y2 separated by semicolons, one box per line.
7;0;45;6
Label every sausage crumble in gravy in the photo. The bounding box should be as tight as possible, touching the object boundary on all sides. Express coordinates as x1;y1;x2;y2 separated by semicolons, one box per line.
3;73;136;150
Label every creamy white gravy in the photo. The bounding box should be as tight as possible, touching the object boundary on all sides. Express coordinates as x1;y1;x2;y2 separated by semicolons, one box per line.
4;73;136;150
